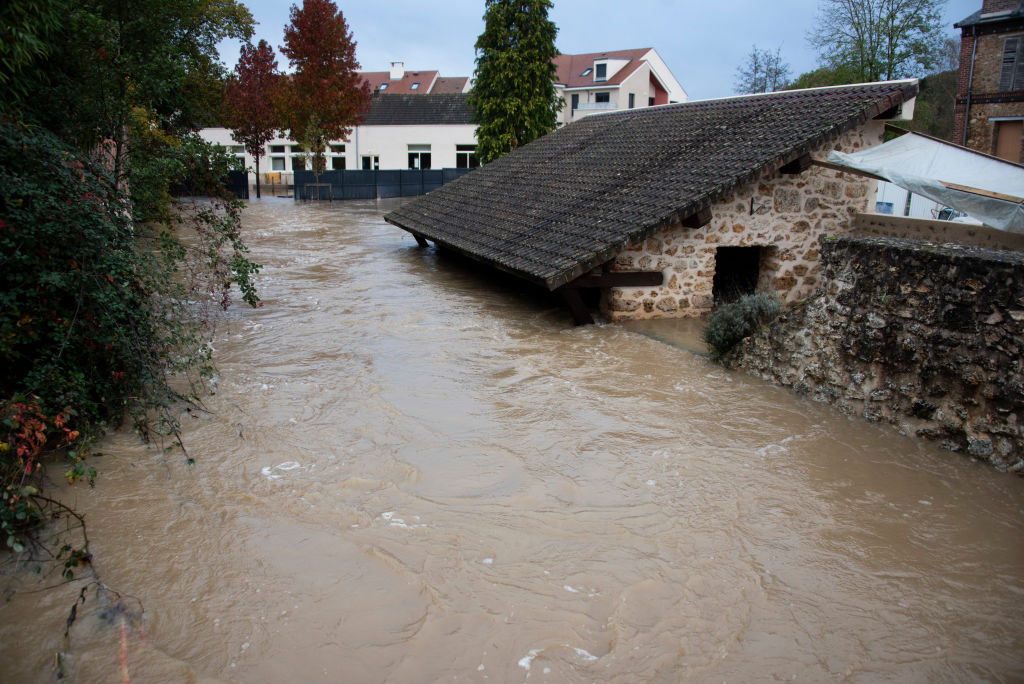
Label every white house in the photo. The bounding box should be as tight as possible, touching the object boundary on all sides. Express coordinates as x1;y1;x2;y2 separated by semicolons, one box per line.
553;48;687;124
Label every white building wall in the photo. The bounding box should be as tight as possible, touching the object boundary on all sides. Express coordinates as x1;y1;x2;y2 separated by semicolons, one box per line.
352;124;478;170
199;124;478;191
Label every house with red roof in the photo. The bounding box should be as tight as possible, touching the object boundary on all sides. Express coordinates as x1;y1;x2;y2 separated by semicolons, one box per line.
553;48;686;124
359;62;470;95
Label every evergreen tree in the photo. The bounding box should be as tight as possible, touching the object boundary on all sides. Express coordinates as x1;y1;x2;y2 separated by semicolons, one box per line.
469;0;560;164
224;40;281;198
278;0;370;190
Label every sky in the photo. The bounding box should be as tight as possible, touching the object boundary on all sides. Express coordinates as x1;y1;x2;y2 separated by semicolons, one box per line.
218;0;983;101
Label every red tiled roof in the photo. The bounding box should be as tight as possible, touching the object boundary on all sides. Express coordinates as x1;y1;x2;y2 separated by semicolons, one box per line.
359;70;441;94
553;48;651;88
433;77;469;94
360;72;390;92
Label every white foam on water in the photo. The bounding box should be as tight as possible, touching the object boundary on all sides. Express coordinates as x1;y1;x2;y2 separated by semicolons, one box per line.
518;648;541;670
573;647;597;662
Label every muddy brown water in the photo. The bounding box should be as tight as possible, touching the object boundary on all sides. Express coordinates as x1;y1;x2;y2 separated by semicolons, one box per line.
1;199;1022;683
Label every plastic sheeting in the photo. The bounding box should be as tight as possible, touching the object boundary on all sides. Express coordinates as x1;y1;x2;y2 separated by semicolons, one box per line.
827;132;1024;233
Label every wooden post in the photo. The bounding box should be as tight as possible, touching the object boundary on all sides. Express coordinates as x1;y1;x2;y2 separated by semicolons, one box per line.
559;288;594;326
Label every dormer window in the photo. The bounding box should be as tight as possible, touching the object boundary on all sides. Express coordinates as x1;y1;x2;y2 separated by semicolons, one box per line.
595;63;607;81
580;67;592;77
379;83;388;91
410;82;420;90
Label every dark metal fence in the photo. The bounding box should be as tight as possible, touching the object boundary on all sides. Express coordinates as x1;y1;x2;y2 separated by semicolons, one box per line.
292;168;474;200
171;170;250;199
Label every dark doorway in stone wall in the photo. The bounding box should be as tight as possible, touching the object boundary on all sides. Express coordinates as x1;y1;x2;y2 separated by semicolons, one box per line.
713;246;761;304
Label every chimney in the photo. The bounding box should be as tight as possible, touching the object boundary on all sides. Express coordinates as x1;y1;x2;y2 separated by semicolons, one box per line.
389;62;405;80
981;0;1020;16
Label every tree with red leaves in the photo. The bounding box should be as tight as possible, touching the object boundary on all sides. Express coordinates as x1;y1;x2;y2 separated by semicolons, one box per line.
223;39;281;198
279;0;370;191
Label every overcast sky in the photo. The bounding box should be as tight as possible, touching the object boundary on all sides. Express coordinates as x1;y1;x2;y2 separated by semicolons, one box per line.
219;0;982;101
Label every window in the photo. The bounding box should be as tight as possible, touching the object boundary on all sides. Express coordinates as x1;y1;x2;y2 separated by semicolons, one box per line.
330;145;345;154
271;157;285;171
291;156;305;171
1000;37;1024;91
408;144;431;169
270;145;286;154
580;67;592;77
456;144;479;169
331;157;346;170
291;145;305;153
648;96;655;106
595;92;610;104
628;93;635;109
410;82;420;90
595;63;607;81
230;145;244;154
378;82;388;91
362;155;379;170
571;94;579;110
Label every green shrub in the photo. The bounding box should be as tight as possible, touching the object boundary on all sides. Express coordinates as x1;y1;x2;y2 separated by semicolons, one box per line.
0;121;260;559
702;292;781;359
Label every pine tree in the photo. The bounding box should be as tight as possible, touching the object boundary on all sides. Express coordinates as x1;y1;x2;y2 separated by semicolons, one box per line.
469;0;560;164
223;40;281;198
279;0;370;190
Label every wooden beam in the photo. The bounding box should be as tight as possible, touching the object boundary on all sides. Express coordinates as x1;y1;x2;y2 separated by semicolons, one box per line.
810;158;888;182
874;104;901;120
413;234;429;248
558;288;594;326
564;271;663;289
681;207;712;228
940;181;1024;204
780;154;812;175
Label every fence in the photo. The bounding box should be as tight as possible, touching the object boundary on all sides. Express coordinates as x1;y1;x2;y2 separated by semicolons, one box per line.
292;168;474;200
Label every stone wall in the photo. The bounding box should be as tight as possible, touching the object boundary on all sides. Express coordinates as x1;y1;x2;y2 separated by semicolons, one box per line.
851;214;1024;251
730;236;1024;472
604;122;884;320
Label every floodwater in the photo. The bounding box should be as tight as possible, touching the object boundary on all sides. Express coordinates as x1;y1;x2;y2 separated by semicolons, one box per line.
2;199;1022;683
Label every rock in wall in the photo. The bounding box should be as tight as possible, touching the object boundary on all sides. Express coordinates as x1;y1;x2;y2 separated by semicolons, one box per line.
730;236;1024;472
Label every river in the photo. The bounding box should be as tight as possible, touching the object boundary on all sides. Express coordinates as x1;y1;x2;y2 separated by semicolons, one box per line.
1;199;1022;683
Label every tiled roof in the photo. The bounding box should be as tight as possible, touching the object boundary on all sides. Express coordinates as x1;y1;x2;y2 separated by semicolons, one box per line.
359;70;444;94
385;81;919;291
956;3;1024;27
360;71;390;92
362;93;474;126
433;77;470;93
553;48;651;88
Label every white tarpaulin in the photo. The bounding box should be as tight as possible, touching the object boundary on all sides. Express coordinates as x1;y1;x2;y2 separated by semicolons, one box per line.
827;132;1024;233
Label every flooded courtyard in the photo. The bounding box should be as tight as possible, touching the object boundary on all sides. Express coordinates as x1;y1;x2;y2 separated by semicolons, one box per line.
1;199;1022;682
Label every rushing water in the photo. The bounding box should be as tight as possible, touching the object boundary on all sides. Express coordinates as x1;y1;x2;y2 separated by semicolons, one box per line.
2;199;1022;683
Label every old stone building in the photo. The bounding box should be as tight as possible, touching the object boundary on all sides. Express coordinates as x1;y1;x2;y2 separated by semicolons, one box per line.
954;0;1024;162
385;81;918;324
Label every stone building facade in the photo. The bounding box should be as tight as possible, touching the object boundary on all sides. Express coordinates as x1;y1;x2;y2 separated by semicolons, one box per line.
604;124;883;320
954;0;1024;162
729;236;1024;471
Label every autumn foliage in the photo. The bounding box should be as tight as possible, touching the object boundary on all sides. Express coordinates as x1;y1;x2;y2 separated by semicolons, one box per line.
223;39;281;198
278;0;371;178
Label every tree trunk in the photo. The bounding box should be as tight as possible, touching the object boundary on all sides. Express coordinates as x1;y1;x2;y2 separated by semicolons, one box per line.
255;156;262;199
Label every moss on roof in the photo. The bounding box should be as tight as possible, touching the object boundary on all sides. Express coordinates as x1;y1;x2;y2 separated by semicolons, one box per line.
385;81;918;290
